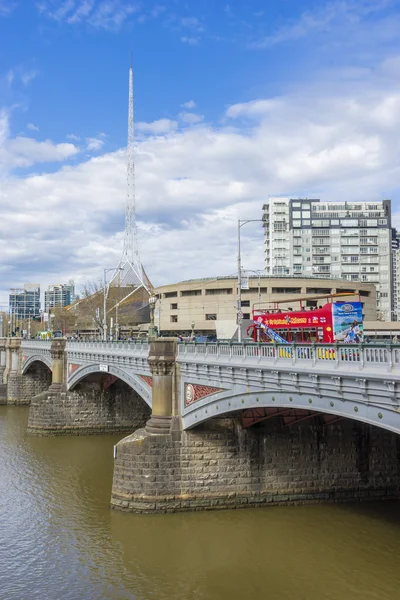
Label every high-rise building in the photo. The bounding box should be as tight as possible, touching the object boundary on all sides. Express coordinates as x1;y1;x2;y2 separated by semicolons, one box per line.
9;284;41;319
263;198;393;320
391;230;400;321
44;282;78;311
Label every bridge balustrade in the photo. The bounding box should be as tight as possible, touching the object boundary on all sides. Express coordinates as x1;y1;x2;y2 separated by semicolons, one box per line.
177;342;400;371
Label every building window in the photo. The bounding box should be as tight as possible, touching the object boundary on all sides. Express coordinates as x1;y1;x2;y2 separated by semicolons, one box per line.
241;300;250;307
164;291;177;298
272;287;302;294
306;288;331;294
170;315;178;323
205;288;233;295
181;290;202;297
205;314;217;320
170;303;178;310
243;313;250;319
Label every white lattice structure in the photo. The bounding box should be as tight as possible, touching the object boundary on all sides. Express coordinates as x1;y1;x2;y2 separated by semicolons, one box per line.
109;60;152;296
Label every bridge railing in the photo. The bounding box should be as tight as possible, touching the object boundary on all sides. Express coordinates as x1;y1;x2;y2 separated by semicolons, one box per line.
177;342;400;369
66;340;149;354
20;340;53;351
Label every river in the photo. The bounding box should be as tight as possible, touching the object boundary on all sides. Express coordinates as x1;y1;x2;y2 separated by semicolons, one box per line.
1;406;400;600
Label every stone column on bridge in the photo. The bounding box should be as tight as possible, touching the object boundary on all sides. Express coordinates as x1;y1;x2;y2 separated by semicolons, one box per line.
0;339;7;404
6;338;22;404
0;339;6;381
145;338;177;434
49;338;67;391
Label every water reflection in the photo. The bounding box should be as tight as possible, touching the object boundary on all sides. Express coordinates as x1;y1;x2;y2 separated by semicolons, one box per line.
1;406;400;600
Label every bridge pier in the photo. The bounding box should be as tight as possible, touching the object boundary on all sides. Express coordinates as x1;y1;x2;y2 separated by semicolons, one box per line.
111;338;182;511
111;415;400;514
0;339;7;404
6;338;24;405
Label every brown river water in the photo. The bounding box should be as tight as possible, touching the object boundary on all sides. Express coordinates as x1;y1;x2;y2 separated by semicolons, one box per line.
1;405;400;600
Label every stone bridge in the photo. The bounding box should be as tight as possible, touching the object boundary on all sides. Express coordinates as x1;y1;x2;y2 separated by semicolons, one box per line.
1;337;400;513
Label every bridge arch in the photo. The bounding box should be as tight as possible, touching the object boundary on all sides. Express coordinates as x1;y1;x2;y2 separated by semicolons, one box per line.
182;389;400;435
22;354;52;374
67;363;152;407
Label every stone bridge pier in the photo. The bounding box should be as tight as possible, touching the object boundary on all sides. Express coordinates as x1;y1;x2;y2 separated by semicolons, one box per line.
0;339;7;404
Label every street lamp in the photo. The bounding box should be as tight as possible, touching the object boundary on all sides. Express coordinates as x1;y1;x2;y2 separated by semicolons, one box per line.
237;219;263;342
246;269;263;309
103;267;123;342
148;294;158;340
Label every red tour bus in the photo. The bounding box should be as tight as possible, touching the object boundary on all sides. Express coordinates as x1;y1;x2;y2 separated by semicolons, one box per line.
247;292;364;344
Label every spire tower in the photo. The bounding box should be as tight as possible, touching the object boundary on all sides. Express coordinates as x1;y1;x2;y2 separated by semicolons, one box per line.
109;59;152;292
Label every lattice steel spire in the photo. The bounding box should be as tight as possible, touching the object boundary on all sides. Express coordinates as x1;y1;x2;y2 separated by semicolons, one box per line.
110;58;152;292
123;56;140;267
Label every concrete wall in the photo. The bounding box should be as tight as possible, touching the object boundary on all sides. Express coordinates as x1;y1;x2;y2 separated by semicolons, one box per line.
111;417;400;513
27;377;151;435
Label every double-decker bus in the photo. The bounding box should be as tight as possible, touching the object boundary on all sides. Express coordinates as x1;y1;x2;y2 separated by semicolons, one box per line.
247;293;363;344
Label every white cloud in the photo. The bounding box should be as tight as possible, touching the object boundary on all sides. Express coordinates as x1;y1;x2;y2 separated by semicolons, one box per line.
136;119;178;134
226;99;279;119
37;0;139;30
6;69;14;86
66;133;81;140
181;36;200;45
86;136;104;151
180;16;203;31
0;112;79;173
178;111;204;124
88;1;139;30
2;56;400;296
181;100;196;109
67;0;94;23
0;0;17;16
151;4;166;18
21;69;39;86
27;123;40;131
252;0;394;48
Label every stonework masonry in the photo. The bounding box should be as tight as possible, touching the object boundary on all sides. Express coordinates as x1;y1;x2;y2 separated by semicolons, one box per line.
28;378;151;436
111;417;400;513
7;363;52;406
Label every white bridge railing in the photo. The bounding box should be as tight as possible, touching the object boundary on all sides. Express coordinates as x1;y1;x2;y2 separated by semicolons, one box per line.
177;342;400;371
20;339;400;372
66;340;149;354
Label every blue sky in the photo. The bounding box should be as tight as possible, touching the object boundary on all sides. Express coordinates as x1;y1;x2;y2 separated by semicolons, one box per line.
1;0;400;304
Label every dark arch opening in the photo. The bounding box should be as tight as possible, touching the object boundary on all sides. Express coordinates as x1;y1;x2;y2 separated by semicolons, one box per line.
70;372;151;432
183;409;400;505
20;360;52;405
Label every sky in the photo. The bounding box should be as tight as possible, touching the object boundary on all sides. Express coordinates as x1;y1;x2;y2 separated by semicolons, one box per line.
1;0;400;306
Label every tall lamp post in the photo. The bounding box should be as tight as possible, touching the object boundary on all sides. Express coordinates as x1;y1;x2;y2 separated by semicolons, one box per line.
103;267;122;342
148;294;158;340
237;219;263;343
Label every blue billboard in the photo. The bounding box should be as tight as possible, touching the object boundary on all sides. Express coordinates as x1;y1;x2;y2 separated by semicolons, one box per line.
332;301;363;342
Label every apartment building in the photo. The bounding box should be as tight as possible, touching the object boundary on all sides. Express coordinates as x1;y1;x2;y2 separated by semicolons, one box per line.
44;282;78;312
263;198;393;320
9;284;41;319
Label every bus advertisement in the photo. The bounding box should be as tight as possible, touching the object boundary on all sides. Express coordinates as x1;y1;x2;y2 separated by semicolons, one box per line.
248;294;363;344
